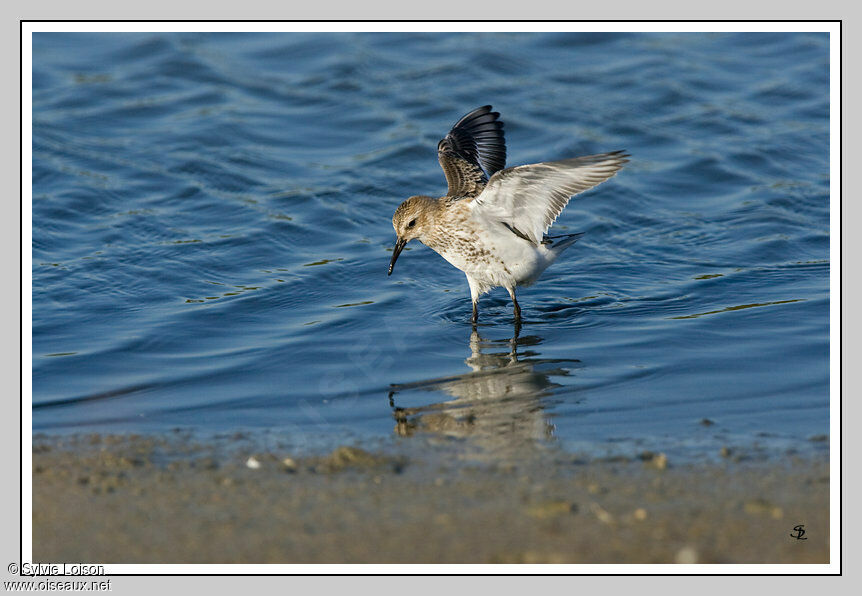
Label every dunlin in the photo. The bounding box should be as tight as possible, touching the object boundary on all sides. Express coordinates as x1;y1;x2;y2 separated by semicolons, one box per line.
388;105;628;324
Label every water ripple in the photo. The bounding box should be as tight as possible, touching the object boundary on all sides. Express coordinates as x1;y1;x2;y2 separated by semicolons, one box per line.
32;32;829;461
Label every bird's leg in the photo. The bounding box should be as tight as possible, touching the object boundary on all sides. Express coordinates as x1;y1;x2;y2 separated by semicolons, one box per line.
467;275;481;327
509;319;521;361
507;287;521;323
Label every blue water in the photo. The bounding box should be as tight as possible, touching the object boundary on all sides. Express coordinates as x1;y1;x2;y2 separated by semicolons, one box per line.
31;32;830;461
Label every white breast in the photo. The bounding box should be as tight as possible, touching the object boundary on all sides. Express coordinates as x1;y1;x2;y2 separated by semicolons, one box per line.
431;212;553;294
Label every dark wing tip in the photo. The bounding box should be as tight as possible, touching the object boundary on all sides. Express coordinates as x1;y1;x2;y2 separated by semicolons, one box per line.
609;149;631;163
452;105;495;126
439;105;507;178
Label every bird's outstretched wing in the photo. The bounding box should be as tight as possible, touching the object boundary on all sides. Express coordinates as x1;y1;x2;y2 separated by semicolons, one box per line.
472;150;629;244
437;105;506;199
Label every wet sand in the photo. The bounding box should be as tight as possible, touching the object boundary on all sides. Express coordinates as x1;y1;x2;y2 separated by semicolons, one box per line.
32;434;829;564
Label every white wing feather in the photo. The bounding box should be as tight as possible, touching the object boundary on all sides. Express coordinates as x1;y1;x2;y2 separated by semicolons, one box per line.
472;151;628;244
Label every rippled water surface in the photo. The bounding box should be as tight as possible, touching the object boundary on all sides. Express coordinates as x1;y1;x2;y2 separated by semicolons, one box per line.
31;32;830;461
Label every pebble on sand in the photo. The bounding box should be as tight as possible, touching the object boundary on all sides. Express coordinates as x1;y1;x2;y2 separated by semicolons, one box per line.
675;546;699;564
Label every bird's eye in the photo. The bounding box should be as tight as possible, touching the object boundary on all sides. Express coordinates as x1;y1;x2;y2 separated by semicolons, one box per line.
407;219;416;228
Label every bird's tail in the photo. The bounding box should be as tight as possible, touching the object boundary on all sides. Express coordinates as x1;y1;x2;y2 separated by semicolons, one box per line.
542;232;584;255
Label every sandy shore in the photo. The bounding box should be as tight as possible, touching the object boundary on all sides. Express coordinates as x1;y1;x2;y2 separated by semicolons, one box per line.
32;434;829;564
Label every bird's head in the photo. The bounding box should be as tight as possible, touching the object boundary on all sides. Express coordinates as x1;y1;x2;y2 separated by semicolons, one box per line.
388;195;435;276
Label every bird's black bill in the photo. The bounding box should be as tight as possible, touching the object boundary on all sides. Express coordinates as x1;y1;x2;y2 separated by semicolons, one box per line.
388;237;407;276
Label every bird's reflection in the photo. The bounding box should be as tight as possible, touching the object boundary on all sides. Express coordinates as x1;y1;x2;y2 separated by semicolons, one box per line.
387;327;580;457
